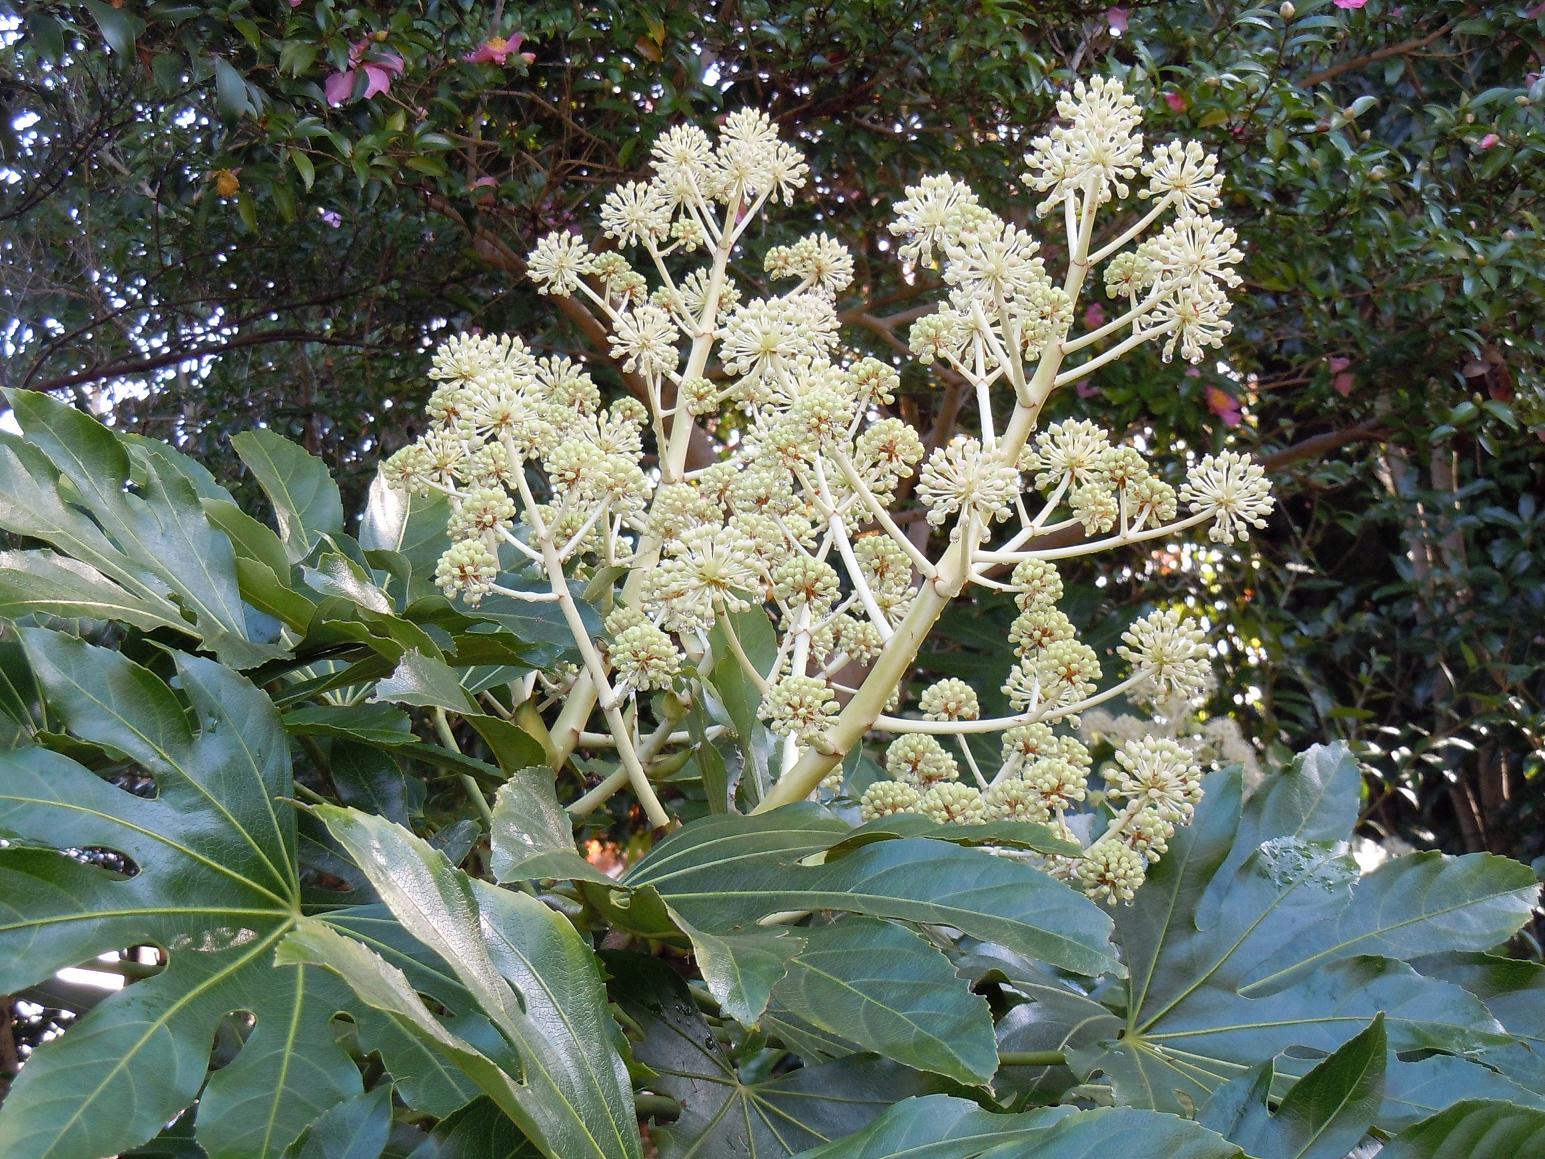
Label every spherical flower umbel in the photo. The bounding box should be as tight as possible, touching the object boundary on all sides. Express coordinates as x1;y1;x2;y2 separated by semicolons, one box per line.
919;678;981;721
860;780;923;822
1180;451;1276;543
1012;560;1064;610
1107;736;1204;822
885;734;959;787
609;304;680;378
435;540;498;605
1076;838;1148;904
916;436;1021;534
761;674;838;739
527;232;598;296
1141;140;1225;215
919;782;987;825
1024;419;1113;491
610;621;682;693
1119;609;1211;702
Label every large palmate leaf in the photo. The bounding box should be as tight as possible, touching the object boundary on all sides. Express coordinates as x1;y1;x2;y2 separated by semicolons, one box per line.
0;630;358;1159
790;1095;1242;1159
0;389;280;667
624;805;1119;978
1054;744;1540;1123
605;952;947;1159
297;805;643;1159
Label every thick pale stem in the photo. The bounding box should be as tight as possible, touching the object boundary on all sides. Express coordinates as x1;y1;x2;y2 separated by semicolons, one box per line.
756;181;1106;812
548;195;741;767
434;708;493;826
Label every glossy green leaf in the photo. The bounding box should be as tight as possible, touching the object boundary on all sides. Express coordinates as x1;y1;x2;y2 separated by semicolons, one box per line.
371;648;478;712
311;805;643;1159
1201;1016;1384;1159
0;630;358;1159
0;390;280;667
790;1096;1241;1159
667;904;803;1026
0;549;190;632
284;702;417;746
358;468;451;572
292;1085;392;1159
278;919;532;1128
771;917;997;1085
1411;952;1545;1092
822;814;1083;860
1378;1100;1545;1159
232;429;344;563
407;1098;541;1159
1381;1055;1545;1131
626;807;1119;978
606;952;945;1158
490;767;611;884
1061;745;1539;1123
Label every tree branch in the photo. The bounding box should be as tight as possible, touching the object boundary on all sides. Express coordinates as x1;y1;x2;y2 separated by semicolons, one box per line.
26;330;381;394
1299;12;1466;88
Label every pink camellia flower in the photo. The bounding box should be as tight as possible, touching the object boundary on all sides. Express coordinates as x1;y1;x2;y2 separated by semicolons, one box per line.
1106;7;1129;33
1479;133;1501;149
325;38;405;106
1076;381;1102;399
1084;302;1107;330
1329;355;1355;397
1164;91;1188;113
1206;385;1243;427
1333;0;1367;8
465;33;535;66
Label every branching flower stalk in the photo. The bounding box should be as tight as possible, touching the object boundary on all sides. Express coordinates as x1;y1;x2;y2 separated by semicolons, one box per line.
382;80;1275;900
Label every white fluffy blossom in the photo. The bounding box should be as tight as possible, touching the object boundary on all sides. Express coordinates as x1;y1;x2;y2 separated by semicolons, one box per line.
916;436;1021;535
1180;451;1276;543
527;232;597;296
1118;609;1211;701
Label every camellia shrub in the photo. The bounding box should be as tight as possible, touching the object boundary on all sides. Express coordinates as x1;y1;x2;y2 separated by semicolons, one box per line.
1;79;1543;1159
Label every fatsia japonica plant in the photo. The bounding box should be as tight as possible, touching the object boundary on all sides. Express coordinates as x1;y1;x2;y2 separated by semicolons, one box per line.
1;76;1543;1159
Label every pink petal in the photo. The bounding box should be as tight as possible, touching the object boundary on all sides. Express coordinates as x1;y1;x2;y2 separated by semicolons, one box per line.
1333;0;1367;8
1106;6;1129;32
470;176;498;189
1164;91;1188;112
361;64;393;99
1084;302;1107;329
1333;372;1355;397
1205;386;1242;426
324;70;355;106
1479;133;1500;149
1076;382;1102;399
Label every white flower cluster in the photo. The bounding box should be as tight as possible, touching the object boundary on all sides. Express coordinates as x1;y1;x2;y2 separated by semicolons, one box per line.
378;77;1274;881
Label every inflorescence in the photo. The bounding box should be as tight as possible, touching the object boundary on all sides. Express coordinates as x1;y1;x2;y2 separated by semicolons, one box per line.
382;79;1273;901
